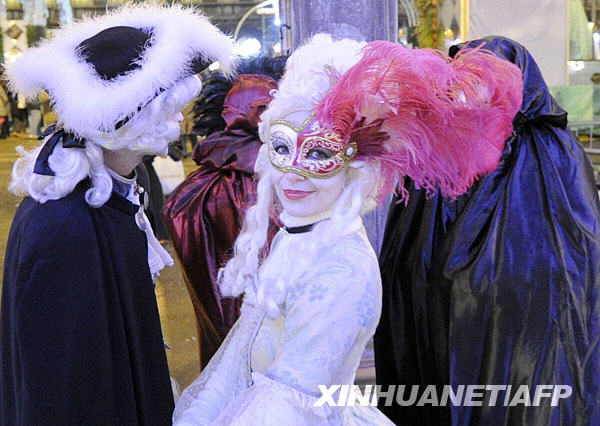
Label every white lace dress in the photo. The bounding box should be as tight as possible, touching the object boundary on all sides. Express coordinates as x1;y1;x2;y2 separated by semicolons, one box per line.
173;219;394;425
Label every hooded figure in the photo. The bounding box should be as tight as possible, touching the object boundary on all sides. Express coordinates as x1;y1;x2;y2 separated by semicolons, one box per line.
0;5;233;424
375;36;600;425
162;71;283;369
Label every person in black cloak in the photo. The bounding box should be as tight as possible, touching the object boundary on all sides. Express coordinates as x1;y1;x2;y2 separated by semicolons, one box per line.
375;36;600;425
0;5;233;425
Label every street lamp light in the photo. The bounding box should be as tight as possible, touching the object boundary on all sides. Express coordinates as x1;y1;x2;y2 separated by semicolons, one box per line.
234;37;262;57
233;0;278;41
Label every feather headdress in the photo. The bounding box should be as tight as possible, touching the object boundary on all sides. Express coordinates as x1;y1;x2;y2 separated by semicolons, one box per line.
315;41;523;201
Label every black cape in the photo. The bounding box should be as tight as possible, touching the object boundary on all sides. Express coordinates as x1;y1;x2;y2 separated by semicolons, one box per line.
1;181;174;425
375;36;600;425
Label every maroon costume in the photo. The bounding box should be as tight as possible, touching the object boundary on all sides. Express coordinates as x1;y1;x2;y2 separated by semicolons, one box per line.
163;75;278;367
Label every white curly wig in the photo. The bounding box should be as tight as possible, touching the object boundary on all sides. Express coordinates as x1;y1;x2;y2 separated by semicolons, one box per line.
258;34;365;144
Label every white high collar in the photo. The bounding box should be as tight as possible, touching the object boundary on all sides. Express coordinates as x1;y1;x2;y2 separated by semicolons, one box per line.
279;206;334;228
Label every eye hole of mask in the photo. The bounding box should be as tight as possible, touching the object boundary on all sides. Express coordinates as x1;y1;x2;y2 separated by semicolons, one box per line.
271;132;292;155
306;147;335;161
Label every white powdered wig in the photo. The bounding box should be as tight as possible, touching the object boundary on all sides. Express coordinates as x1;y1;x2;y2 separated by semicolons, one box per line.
9;75;202;207
258;34;365;143
89;75;202;154
5;3;234;139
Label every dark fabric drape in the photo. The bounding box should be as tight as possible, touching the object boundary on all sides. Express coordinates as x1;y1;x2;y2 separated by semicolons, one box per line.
375;36;600;425
142;156;169;241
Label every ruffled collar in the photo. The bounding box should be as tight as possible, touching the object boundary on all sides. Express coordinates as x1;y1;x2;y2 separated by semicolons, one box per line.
107;167;136;198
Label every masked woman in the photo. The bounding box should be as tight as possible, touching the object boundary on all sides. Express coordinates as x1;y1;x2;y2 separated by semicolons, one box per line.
173;34;523;425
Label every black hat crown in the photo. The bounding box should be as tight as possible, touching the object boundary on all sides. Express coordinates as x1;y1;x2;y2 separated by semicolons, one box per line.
78;26;152;81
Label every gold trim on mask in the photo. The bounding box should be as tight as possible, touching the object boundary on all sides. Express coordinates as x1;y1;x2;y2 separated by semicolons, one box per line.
323;64;339;87
272;163;350;179
270;111;315;134
269;142;358;179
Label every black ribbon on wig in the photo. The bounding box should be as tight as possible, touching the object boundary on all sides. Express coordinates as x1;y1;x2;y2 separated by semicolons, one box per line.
34;124;86;176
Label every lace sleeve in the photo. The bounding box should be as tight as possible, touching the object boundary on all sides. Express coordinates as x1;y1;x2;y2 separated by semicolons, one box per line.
173;314;250;425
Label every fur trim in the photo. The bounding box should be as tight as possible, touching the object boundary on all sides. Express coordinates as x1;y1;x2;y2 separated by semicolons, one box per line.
5;3;234;139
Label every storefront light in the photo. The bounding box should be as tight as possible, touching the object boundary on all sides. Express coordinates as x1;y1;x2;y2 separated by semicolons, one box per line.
568;61;586;72
234;37;262;58
4;47;22;63
273;42;281;55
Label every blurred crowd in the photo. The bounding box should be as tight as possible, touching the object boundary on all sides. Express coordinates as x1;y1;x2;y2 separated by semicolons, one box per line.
0;79;56;139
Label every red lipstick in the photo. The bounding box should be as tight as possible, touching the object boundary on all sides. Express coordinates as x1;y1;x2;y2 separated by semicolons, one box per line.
283;189;314;200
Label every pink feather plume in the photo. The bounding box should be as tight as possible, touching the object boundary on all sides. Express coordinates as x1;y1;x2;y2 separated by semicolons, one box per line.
315;41;523;203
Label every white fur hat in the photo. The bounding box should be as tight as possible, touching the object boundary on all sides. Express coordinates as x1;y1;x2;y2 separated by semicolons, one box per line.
5;4;235;139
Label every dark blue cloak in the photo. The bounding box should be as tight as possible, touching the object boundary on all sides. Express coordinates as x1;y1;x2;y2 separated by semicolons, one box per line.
375;37;600;425
1;181;174;425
